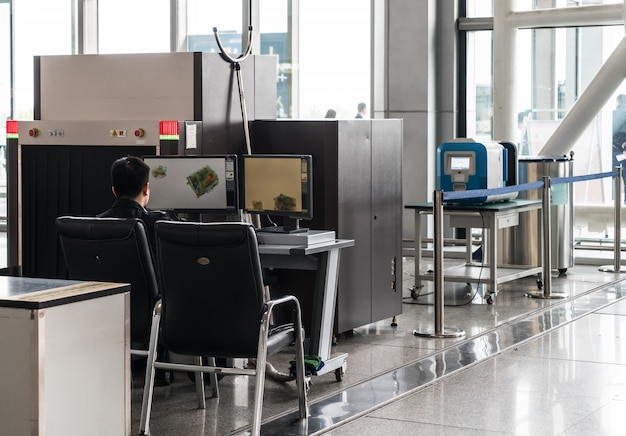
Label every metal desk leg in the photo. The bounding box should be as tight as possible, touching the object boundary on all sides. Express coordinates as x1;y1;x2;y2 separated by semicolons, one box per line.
308;248;348;379
465;227;473;264
414;210;423;290
486;217;498;303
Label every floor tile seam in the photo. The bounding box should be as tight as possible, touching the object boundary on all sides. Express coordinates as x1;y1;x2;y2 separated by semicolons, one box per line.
326;414;518;435
501;347;626;374
522;351;626;368
595;310;626;317
558;397;620;436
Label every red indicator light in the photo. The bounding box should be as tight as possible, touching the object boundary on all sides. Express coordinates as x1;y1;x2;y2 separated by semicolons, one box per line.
134;128;145;138
159;120;180;140
6;120;18;139
28;128;39;137
6;120;18;134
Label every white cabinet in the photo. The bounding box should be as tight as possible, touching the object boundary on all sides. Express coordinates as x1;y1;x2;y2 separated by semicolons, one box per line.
0;277;130;436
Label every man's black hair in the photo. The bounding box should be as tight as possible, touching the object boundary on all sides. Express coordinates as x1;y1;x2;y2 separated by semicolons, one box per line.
110;156;150;198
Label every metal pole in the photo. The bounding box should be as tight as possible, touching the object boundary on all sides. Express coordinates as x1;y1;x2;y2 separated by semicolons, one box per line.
542;176;552;297
599;166;626;272
614;166;621;271
527;176;566;299
433;190;444;334
414;191;465;339
234;64;252;155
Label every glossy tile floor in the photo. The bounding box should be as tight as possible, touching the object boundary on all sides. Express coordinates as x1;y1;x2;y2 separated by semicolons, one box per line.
132;254;626;435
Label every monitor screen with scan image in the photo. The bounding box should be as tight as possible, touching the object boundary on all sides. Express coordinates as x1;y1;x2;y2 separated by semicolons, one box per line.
142;155;238;213
242;154;313;233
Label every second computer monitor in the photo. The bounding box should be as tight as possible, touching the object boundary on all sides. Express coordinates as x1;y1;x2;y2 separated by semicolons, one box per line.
242;154;313;232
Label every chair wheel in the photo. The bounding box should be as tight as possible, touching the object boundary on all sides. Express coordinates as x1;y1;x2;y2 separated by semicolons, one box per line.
334;360;347;382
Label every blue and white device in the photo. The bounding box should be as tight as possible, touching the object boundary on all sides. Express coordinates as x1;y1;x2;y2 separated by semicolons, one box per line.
437;138;518;204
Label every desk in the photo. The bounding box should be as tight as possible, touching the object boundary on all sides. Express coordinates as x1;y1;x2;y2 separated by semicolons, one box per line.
406;199;543;302
0;277;131;435
258;238;355;380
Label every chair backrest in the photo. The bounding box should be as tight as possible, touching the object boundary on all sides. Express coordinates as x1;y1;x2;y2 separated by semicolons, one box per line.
155;221;266;358
55;216;160;347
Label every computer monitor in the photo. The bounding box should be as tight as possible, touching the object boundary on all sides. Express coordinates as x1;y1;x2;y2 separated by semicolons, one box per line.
242;154;313;233
142;155;238;213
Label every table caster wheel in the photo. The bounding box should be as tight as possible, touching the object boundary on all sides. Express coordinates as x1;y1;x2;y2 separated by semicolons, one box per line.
486;294;495;305
537;279;543;289
335;360;347;382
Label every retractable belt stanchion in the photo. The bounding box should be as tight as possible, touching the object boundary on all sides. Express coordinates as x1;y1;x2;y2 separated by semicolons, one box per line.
527;176;567;299
414;190;465;339
599;166;626;273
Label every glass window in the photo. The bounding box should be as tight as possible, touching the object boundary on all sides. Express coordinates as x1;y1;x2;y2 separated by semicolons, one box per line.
257;0;370;119
259;0;289;118
466;1;492;17
531;0;621;9
14;0;73;120
466;1;621;16
98;0;170;54
297;0;370;119
6;0;74;271
0;1;9;129
187;1;243;53
0;0;9;270
465;30;493;141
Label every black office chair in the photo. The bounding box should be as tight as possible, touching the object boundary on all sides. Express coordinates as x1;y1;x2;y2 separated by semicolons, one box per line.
139;221;308;436
55;216;159;357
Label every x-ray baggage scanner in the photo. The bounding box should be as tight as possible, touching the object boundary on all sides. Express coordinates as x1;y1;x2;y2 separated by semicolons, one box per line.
437;139;518;204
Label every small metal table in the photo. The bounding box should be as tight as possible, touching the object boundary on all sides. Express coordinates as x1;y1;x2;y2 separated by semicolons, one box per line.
405;199;543;303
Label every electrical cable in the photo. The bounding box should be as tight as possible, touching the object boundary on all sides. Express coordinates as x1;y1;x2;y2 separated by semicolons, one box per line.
266;214;278;227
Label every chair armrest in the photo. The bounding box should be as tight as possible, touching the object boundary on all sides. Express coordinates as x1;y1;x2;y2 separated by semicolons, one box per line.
264;295;305;355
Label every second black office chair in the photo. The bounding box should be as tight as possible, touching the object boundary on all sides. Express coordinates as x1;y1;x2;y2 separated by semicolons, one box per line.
139;221;308;436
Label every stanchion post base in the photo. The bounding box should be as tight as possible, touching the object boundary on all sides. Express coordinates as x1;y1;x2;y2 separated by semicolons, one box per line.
413;327;465;339
598;265;626;273
525;291;567;299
